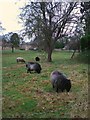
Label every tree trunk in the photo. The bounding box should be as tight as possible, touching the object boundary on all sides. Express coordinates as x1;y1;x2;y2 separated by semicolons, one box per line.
71;50;76;59
12;46;14;53
47;48;52;62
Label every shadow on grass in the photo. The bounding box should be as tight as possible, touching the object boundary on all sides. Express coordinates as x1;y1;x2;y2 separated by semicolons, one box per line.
74;50;90;64
52;50;89;65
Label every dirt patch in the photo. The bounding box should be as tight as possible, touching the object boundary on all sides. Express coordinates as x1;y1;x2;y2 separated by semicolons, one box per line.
33;88;77;112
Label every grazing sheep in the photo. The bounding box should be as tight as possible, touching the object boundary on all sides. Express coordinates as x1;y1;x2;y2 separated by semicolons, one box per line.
35;56;40;61
16;57;25;63
50;70;71;93
26;62;42;73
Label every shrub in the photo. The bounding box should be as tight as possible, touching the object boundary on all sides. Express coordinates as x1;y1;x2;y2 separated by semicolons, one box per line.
55;41;64;49
80;34;90;52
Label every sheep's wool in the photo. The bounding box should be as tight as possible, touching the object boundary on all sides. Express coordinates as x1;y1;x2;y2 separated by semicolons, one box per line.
17;57;24;60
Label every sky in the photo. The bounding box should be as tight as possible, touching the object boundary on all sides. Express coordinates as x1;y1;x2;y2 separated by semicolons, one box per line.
0;0;82;42
0;0;26;34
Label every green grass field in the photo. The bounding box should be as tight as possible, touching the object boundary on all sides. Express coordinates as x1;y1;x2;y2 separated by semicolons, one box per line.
2;50;88;118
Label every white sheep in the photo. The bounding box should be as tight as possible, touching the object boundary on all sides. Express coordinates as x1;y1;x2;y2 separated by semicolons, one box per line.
16;57;25;63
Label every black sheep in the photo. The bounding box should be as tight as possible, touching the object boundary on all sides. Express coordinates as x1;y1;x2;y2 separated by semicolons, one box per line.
35;57;40;61
50;70;71;93
26;62;42;74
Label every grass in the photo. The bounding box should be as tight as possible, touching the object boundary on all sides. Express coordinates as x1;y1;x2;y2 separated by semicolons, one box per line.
2;49;88;118
75;50;90;64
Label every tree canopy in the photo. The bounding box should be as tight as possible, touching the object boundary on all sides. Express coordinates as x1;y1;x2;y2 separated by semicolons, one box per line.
10;33;20;52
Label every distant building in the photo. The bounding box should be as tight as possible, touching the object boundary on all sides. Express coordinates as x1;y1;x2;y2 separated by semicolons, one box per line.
19;42;38;50
0;35;12;50
19;43;30;50
63;44;70;50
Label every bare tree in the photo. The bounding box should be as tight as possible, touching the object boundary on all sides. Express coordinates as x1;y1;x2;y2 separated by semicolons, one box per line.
81;2;90;35
20;2;78;62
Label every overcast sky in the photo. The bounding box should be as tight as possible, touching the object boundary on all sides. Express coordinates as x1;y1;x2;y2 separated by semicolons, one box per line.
0;0;26;34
